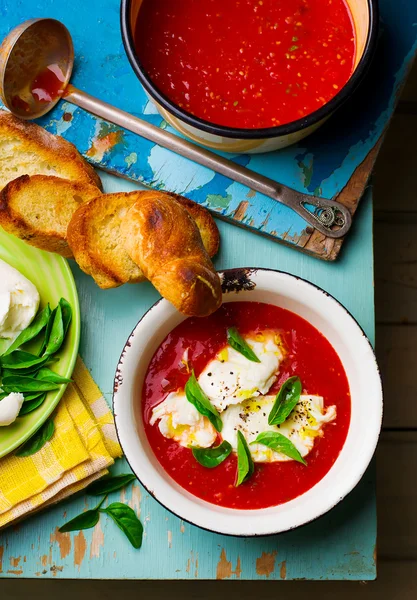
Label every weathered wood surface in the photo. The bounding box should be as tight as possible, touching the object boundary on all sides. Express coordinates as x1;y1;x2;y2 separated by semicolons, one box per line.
2;19;417;600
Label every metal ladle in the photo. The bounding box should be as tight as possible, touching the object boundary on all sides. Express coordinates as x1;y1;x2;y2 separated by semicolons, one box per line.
0;18;352;238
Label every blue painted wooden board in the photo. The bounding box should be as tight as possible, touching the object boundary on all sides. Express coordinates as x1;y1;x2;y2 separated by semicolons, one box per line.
0;173;376;580
0;0;416;259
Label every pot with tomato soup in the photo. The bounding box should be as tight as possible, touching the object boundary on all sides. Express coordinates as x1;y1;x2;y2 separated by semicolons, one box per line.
121;0;377;153
114;269;382;536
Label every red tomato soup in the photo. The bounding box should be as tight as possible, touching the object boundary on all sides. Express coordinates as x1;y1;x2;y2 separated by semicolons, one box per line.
134;0;355;129
142;302;350;510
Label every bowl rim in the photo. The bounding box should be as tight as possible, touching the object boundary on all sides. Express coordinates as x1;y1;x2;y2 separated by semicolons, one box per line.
113;267;383;537
120;0;379;140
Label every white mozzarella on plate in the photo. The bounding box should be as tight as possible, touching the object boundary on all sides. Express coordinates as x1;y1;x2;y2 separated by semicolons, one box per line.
150;390;217;448
221;395;337;463
0;259;40;339
198;335;283;412
0;392;25;426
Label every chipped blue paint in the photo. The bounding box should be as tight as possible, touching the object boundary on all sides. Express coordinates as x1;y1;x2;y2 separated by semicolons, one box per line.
0;0;415;253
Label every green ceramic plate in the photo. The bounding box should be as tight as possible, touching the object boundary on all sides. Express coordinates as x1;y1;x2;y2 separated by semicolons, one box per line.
0;229;80;458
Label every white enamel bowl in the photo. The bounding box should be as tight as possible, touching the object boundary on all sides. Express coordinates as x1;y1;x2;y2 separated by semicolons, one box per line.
113;268;383;536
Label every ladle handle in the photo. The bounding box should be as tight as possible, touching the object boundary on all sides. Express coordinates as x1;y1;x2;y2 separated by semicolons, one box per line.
65;87;351;238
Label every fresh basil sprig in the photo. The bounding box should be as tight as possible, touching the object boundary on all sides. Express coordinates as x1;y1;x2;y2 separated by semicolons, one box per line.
192;440;232;468
103;502;144;549
252;431;307;465
2;304;51;356
15;419;55;457
227;327;260;363
268;376;302;426
87;474;137;496
185;371;222;432
59;473;143;549
236;430;254;486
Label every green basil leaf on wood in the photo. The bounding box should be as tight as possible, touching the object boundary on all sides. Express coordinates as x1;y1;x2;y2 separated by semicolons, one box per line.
36;367;71;384
252;431;307;465
58;498;106;533
102;502;143;549
185;371;222;432
227;327;260;363
235;430;254;486
15;419;55;457
268;376;302;426
18;393;47;416
2;376;60;393
43;304;64;356
2;305;51;356
58;509;100;533
87;474;137;496
192;440;232;468
0;350;49;370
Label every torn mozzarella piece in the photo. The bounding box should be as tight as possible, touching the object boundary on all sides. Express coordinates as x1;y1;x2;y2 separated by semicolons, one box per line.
150;390;217;448
198;335;283;412
0;392;25;426
221;394;337;463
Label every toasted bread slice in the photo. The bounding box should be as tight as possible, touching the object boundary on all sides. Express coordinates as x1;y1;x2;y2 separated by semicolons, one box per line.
67;190;220;289
0;175;101;258
67;192;144;289
0;110;101;191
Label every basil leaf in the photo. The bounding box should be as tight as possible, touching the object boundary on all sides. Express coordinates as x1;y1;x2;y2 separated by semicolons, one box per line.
38;307;56;356
2;376;60;393
19;393;47;415
185;371;222;432
103;502;143;549
192;440;232;468
59;509;100;533
235;430;254;486
227;327;260;363
0;350;49;370
59;497;106;533
59;298;72;338
36;367;71;384
87;474;137;496
23;392;45;401
43;304;64;356
2;305;51;356
252;431;307;465
268;376;302;426
15;418;55;457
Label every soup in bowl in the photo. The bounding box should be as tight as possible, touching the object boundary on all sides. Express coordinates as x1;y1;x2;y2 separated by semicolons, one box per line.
121;0;377;153
113;268;382;536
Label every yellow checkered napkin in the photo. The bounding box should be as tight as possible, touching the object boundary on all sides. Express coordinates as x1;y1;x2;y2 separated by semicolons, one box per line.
0;357;122;528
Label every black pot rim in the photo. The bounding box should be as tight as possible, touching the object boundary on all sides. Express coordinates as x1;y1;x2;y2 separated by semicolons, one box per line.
120;0;379;140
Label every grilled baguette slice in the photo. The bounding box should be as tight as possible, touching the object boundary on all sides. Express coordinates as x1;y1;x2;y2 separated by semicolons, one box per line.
0;175;101;258
67;192;143;289
67;190;220;289
121;192;222;317
0;110;101;191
